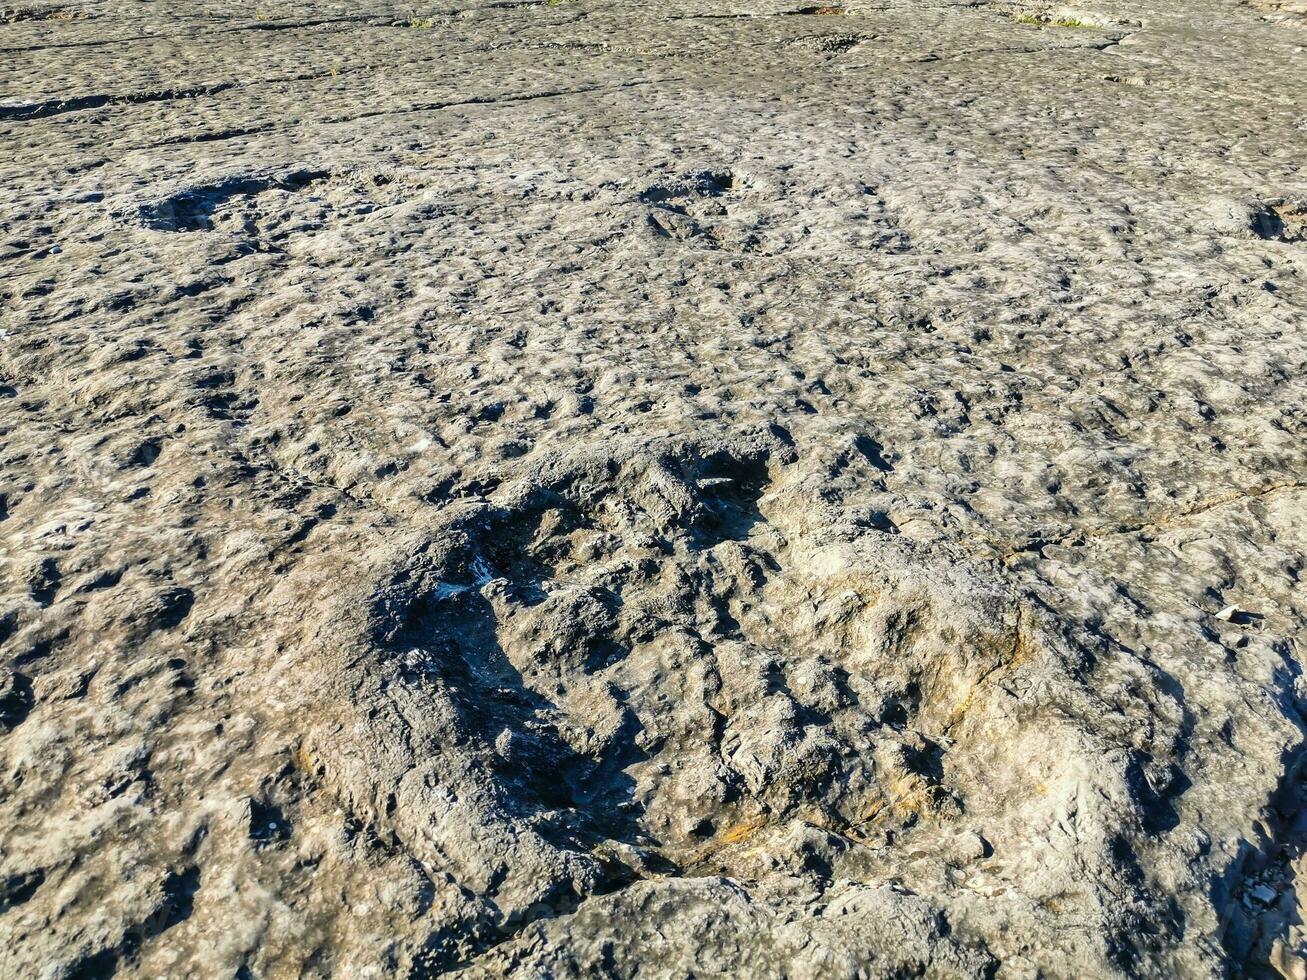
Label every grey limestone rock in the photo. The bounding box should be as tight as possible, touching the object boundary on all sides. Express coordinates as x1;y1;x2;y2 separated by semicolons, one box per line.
0;0;1306;976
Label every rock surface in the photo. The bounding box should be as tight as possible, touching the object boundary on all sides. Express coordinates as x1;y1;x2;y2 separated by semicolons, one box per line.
1;0;1306;976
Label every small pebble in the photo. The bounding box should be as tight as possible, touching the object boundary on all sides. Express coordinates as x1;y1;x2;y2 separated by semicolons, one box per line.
955;830;989;862
1216;605;1239;622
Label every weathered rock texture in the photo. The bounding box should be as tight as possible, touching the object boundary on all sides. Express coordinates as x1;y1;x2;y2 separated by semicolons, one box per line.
1;0;1306;976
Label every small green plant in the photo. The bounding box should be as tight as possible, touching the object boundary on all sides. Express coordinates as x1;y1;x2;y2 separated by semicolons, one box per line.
254;10;271;21
1011;11;1092;27
409;15;437;27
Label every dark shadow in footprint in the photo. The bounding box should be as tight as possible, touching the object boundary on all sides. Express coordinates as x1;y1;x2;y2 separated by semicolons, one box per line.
1252;202;1307;244
140;170;330;232
683;452;770;549
0;673;34;734
383;571;644;851
639;170;735;206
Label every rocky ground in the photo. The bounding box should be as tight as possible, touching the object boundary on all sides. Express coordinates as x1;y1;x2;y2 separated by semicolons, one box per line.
1;0;1305;976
